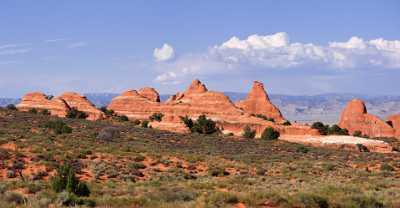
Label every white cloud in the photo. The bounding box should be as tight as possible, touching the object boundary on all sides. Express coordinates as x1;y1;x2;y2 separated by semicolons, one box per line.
153;43;175;62
0;48;32;56
44;38;67;43
67;41;87;49
154;33;400;83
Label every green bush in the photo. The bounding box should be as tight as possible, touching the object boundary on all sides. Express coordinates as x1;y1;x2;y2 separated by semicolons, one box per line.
41;109;51;115
66;107;88;119
191;115;218;134
242;126;256;139
356;143;369;152
99;106;114;117
117;115;129;122
253;114;275;122
29;108;38;114
51;162;90;197
44;120;72;134
283;120;291;126
353;130;362;137
311;122;328;135
380;163;394;172
149;113;164;122
6;104;17;110
328;124;349;135
180;115;194;129
141;120;149;128
261;127;280;140
132;119;141;125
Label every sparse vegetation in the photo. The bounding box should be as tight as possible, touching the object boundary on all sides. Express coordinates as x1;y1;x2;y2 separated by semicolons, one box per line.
141;120;149;128
149;112;164;122
6;104;17;110
66;107;88;119
0;108;399;207
311;122;349;135
242;125;256;138
43;120;72;134
252;114;275;122
261;127;280;140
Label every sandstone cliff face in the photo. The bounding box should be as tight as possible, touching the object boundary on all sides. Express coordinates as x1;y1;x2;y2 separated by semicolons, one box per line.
387;114;400;138
59;92;105;120
236;81;285;123
138;87;160;102
16;92;70;117
338;99;395;138
108;90;162;120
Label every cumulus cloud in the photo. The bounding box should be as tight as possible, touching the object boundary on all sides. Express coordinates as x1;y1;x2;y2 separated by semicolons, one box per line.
153;43;175;62
154;32;400;84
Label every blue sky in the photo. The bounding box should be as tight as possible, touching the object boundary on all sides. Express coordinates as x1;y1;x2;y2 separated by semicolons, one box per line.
0;0;399;97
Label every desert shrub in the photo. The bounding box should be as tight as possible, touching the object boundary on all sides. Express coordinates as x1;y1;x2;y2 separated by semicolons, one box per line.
283;120;291;126
353;130;362;137
311;122;328;135
380;163;394;172
4;192;26;205
253;114;275;122
348;195;384;208
96;127;120;142
294;193;328;208
6;104;17;110
149;113;164;122
296;146;309;153
328;124;349;135
180;115;194;129
44;120;72;134
51;162;90;197
208;167;229;177
66;107;88;119
191;115;217;134
356;143;369;152
28;108;38;114
242;126;256;139
129;162;146;170
261;127;280;140
205;192;239;207
134;155;146;162
132;119;141;125
141;120;149;128
116;115;129;122
41;109;50;115
99;106;114;117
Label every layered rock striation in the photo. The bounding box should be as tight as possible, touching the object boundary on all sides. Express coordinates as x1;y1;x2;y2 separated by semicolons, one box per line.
235;81;285;123
17;92;103;120
59;92;104;120
338;99;395;138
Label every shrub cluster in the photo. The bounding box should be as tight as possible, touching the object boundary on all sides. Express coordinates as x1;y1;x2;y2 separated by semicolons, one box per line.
181;115;217;134
261;127;280;140
149;113;164;122
99;106;115;117
44;120;72;134
242;126;256;139
51;163;90;197
252;114;275;122
66;107;88;119
311;122;349;136
6;104;17;110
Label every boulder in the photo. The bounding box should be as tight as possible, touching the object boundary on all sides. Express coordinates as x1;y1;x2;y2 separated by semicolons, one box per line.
236;81;285;123
138;87;160;102
59;92;104;120
16;92;70;117
387;114;400;138
96;126;120;142
338;99;395;138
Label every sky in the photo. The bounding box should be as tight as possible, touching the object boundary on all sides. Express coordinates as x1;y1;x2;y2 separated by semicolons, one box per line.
0;0;399;98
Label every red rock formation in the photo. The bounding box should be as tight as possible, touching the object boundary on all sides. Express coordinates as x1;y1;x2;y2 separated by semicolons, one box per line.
338;99;395;138
108;89;162;120
387;114;400;138
16;92;70;117
59;92;104;120
108;80;318;137
138;87;160;102
236;81;285;123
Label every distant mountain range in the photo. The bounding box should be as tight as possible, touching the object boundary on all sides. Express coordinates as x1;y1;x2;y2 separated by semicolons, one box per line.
1;93;399;124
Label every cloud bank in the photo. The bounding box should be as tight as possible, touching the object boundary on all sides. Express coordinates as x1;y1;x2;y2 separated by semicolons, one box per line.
153;43;175;62
154;32;400;83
